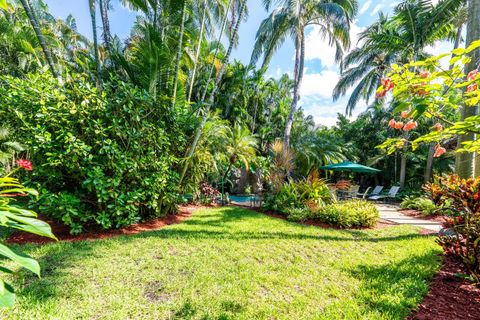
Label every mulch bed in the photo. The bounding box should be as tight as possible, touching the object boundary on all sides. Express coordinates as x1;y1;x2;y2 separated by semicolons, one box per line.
7;205;201;245
409;255;480;320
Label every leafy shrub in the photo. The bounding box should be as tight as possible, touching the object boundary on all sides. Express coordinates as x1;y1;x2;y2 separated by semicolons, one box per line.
285;207;311;222
0;73;185;233
262;178;334;214
424;175;480;282
199;182;220;205
0;166;56;307
313;200;379;228
400;196;437;216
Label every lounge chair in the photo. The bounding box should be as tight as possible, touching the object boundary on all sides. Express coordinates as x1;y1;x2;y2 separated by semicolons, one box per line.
359;186;383;199
369;186;400;202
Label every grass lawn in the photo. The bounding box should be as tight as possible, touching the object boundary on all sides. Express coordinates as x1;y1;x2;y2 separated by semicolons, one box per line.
2;207;441;319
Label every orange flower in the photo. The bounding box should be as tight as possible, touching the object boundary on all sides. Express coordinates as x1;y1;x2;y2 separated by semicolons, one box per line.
433;123;443;131
467;69;478;81
388;119;396;128
434;145;446;158
401;111;410;119
418;89;429;96
394;121;404;130
403;120;418;131
420;71;430;78
381;77;394;91
376;90;387;98
467;83;478;93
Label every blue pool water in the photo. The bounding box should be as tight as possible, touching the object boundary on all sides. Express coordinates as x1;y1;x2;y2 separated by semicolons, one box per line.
229;195;252;203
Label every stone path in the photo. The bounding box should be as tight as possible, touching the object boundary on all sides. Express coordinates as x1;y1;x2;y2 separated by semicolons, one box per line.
377;204;442;233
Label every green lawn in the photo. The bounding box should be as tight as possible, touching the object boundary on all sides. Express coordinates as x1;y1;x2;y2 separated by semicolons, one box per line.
2;207;441;319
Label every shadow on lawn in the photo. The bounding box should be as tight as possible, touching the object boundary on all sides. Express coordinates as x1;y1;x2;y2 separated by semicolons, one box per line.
346;252;441;318
10;206;435;315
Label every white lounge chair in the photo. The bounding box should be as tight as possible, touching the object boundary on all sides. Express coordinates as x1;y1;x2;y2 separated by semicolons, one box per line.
369;186;400;202
359;186;383;199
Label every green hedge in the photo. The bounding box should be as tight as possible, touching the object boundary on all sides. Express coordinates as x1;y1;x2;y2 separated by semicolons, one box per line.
0;74;186;234
314;200;379;228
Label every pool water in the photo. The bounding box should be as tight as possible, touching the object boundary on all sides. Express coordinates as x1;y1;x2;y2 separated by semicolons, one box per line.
229;195;253;203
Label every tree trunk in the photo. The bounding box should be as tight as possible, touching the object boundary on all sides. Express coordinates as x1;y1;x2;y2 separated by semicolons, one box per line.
171;0;187;108
179;0;246;185
20;0;58;78
424;144;435;183
283;27;305;149
88;0;102;94
98;0;112;53
187;0;208;103
399;132;408;188
456;0;480;178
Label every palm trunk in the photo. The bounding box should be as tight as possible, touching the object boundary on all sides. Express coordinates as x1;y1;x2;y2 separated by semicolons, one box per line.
456;0;480;178
20;0;58;78
187;0;207;103
284;27;305;149
171;0;187;108
89;0;102;94
98;0;112;53
179;0;246;185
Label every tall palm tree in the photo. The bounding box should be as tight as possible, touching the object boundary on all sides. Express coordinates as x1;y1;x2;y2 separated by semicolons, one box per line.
458;0;480;178
19;0;58;78
88;0;102;93
179;0;247;185
250;0;357;150
98;0;113;54
171;0;188;108
221;123;257;198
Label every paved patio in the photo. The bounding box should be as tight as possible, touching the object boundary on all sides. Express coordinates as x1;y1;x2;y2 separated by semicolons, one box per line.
377;204;442;233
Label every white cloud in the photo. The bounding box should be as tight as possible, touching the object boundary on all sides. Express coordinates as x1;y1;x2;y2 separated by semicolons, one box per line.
359;0;372;15
304;22;364;70
300;70;340;98
301;100;367;127
371;4;383;16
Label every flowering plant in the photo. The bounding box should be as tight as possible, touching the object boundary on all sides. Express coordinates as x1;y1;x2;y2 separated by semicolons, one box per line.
377;40;480;156
0;160;56;308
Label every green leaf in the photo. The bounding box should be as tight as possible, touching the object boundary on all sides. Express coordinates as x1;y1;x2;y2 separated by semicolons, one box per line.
0;243;40;276
0;0;8;11
0;281;14;308
0;212;56;239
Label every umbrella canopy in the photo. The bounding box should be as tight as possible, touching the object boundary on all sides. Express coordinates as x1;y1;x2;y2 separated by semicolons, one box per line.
320;161;381;173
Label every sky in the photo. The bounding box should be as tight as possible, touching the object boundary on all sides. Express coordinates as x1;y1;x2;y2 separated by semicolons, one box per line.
44;0;451;127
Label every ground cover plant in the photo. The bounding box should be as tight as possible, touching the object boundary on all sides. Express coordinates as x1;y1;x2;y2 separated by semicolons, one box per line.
1;207;440;319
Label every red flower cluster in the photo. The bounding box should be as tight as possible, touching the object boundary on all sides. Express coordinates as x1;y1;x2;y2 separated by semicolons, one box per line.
419;71;430;78
467;69;478;81
403;120;418;131
434;145;446;158
433;123;443;131
400;111;410;119
388;119;404;129
467;83;478;93
376;78;394;98
16;159;32;171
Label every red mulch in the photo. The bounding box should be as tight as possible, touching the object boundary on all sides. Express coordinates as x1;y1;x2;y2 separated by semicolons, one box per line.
7;205;201;245
409;255;480;320
399;208;446;223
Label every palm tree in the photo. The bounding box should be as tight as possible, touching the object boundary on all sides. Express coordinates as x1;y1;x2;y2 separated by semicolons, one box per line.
250;0;357;150
171;0;188;108
179;0;247;185
221;123;257;199
98;0;113;55
458;0;480;178
19;0;58;78
88;0;102;93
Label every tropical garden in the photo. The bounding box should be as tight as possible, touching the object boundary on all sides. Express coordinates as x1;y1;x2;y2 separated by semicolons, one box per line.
1;0;480;318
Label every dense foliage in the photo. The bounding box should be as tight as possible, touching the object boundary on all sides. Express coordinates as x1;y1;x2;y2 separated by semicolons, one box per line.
400;196;437;216
426;175;480;282
314;200;380;228
0;74;183;234
0;166;56;307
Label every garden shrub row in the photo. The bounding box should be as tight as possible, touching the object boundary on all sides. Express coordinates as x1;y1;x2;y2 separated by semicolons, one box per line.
263;179;379;228
0;74;187;234
400;196;437;215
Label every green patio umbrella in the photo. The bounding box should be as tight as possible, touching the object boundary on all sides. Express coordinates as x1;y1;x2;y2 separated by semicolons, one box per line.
320;161;381;173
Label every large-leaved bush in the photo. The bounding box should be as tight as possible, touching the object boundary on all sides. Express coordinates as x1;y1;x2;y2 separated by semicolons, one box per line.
0;74;186;233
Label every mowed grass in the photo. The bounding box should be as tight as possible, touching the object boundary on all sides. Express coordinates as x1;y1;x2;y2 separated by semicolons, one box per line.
2;207;441;320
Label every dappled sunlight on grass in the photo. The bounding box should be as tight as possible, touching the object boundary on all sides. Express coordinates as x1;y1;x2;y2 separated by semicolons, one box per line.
2;207;441;319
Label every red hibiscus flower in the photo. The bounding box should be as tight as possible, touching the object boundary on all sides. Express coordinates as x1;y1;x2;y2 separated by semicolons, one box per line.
381;78;394;91
388;119;396;128
394;121;404;130
16;159;33;171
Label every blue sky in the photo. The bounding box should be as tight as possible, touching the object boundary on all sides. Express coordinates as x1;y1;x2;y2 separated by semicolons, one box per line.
44;0;449;126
